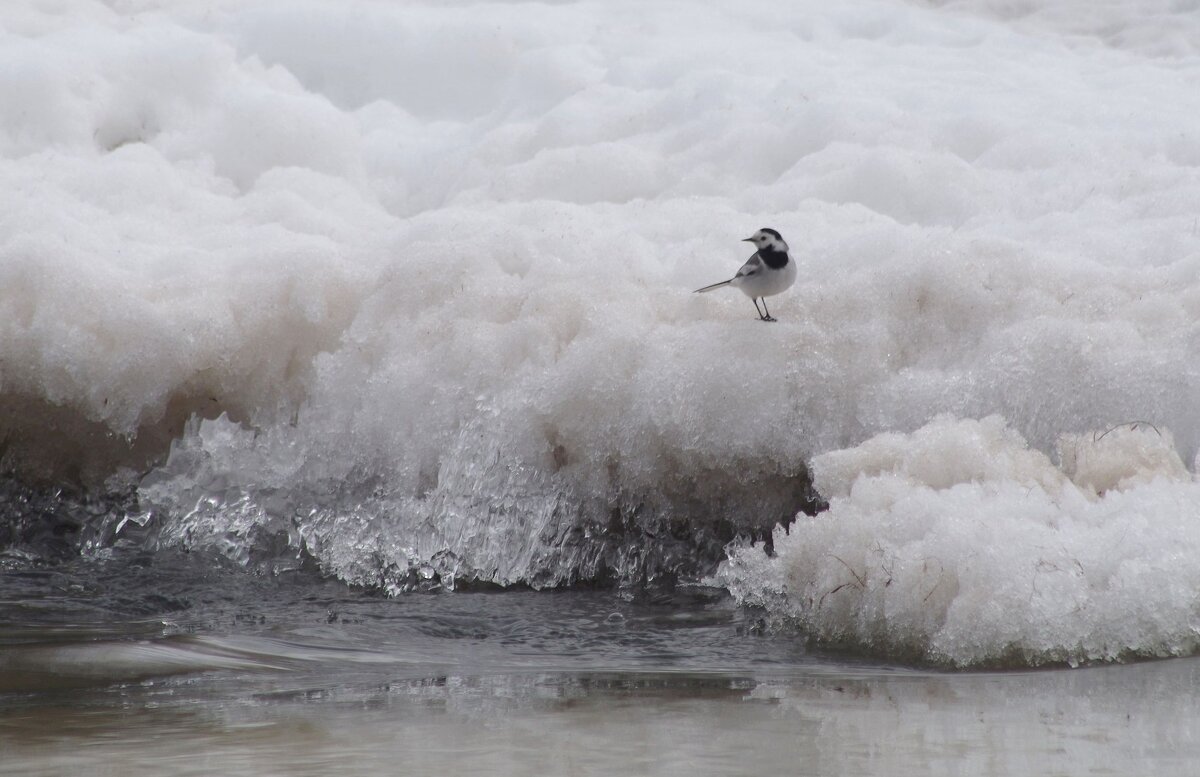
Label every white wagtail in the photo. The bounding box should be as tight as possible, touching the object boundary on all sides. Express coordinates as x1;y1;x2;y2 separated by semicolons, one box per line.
694;228;797;322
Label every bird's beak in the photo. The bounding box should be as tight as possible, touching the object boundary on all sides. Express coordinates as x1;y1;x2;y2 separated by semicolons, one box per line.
741;237;755;243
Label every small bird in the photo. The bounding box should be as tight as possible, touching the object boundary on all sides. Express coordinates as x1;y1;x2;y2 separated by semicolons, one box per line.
694;228;797;322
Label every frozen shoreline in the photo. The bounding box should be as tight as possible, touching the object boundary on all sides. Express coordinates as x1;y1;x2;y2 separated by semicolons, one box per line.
4;0;1200;668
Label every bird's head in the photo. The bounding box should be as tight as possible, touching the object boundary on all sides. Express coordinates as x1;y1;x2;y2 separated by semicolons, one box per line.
742;228;788;253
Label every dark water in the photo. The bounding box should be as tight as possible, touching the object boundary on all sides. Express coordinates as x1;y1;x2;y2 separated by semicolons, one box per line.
4;548;1200;776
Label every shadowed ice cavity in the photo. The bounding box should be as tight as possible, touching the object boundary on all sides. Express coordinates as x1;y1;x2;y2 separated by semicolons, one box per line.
117;413;822;592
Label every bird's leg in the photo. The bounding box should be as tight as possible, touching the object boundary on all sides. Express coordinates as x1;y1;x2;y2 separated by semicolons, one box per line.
753;298;768;321
761;299;776;323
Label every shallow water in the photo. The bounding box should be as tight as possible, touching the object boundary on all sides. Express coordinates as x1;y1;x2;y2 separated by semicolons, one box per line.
3;551;1198;776
5;0;1200;771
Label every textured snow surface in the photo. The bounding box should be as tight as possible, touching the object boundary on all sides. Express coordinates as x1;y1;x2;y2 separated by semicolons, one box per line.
3;0;1200;659
717;417;1200;666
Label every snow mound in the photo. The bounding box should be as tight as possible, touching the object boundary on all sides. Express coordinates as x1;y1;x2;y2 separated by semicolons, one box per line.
717;416;1200;667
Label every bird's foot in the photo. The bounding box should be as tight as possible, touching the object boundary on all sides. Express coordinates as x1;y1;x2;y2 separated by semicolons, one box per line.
759;315;777;323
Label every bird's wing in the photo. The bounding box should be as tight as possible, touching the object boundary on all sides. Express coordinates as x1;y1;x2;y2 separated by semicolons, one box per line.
734;253;764;278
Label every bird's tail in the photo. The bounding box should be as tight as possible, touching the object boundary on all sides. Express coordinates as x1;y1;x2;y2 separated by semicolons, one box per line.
693;279;732;294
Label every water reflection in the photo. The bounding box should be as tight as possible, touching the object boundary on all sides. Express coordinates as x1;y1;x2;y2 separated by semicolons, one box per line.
2;552;1196;776
3;660;1198;776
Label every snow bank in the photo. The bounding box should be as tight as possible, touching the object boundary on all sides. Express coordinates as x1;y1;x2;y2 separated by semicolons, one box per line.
2;0;1200;604
717;416;1200;666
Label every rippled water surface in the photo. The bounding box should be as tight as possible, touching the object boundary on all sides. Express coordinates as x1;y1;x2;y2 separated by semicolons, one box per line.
3;550;1199;777
6;0;1200;772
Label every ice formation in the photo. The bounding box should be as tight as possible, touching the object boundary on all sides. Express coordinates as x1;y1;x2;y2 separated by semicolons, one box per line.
718;417;1200;666
3;0;1200;660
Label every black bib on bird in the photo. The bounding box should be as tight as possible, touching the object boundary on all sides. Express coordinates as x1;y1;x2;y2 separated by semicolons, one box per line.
758;247;789;269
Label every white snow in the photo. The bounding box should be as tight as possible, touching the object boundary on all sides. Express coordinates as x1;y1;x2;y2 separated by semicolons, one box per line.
2;0;1200;660
716;416;1200;666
